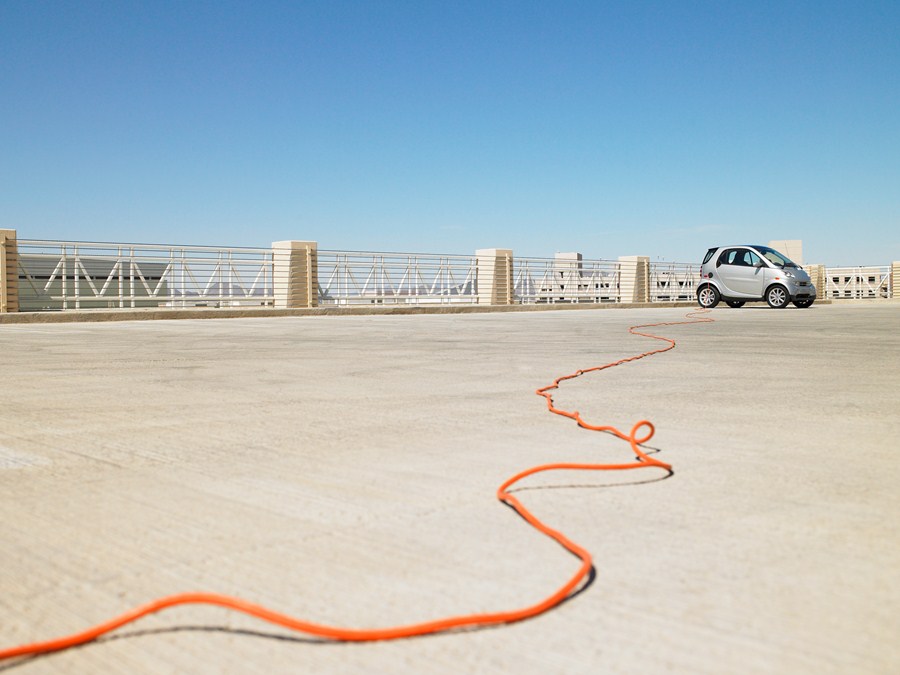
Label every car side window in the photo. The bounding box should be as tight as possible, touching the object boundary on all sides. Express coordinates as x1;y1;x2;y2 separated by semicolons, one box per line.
746;251;762;266
717;249;736;266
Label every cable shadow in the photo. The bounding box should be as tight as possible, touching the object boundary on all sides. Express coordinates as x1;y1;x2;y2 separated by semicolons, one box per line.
0;626;328;673
509;469;673;493
0;569;601;673
104;624;328;645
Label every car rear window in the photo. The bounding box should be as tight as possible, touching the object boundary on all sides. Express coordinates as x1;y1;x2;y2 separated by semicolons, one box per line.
702;248;717;264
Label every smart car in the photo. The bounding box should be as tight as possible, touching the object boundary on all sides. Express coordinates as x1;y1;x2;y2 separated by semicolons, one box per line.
697;245;816;309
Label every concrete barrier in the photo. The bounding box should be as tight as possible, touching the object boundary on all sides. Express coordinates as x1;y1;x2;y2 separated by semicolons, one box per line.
805;264;827;299
618;255;650;303
893;261;900;300
0;229;18;313
476;248;514;305
272;240;318;308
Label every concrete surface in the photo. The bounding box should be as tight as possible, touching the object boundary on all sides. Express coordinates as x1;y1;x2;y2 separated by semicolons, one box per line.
1;304;898;674
0;301;700;325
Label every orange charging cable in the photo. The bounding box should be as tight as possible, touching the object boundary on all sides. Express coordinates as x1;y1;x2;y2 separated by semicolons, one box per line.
0;309;712;661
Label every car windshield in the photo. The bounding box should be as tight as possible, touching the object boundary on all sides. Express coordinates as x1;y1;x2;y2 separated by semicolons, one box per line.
754;246;797;268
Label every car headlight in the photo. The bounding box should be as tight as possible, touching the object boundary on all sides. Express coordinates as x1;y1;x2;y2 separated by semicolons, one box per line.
783;271;795;278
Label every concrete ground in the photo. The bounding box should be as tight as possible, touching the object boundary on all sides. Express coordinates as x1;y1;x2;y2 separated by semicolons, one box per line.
1;303;898;674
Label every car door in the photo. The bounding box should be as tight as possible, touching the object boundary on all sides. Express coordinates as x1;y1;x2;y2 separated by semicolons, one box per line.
716;248;765;297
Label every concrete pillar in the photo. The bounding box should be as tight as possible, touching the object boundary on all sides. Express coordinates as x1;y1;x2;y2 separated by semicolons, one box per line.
892;261;900;300
618;255;649;304
272;240;318;308
476;248;513;305
0;229;18;313
805;264;826;300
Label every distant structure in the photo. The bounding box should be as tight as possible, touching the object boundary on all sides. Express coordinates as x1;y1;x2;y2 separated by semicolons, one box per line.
768;240;803;266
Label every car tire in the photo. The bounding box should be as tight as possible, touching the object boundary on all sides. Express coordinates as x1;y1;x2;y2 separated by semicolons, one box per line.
766;285;789;309
697;285;720;308
725;300;745;308
792;298;814;308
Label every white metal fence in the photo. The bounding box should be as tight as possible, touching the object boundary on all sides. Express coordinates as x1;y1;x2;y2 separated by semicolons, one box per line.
514;257;620;304
649;262;700;302
317;250;478;306
16;240;277;311
9;239;895;312
825;266;892;299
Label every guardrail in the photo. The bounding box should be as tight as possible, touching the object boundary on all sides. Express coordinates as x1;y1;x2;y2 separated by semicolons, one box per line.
317;251;478;306
825;266;892;299
649;262;700;302
513;257;620;304
3;235;897;313
16;240;278;311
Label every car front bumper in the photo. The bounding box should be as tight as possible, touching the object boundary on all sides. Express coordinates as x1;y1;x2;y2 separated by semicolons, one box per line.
788;281;816;300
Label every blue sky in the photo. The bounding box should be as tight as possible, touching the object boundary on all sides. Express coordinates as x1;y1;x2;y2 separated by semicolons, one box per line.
2;1;897;265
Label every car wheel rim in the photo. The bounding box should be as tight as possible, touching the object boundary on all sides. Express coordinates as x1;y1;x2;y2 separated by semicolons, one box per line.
699;289;715;306
770;289;785;305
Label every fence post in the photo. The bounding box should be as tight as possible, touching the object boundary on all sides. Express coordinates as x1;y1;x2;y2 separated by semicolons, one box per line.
0;229;18;313
805;264;826;300
892;261;900;299
475;248;513;305
272;241;318;308
618;255;649;303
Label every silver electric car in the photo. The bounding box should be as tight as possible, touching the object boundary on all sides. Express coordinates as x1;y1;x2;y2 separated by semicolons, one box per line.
697;245;816;309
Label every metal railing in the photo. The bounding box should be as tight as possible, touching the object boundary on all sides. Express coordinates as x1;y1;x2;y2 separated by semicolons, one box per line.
16;240;277;311
317;250;478;306
825;266;892;299
10;238;895;313
514;257;620;304
649;262;700;302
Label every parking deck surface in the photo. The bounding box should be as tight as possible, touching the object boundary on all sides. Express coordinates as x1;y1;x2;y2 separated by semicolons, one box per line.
1;304;898;674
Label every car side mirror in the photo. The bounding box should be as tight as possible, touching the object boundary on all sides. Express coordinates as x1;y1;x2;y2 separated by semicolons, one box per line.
754;260;765;268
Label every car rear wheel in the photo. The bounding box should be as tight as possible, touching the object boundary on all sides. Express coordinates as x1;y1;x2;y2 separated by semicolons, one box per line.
725;300;745;308
766;285;789;308
697;285;720;308
793;298;814;308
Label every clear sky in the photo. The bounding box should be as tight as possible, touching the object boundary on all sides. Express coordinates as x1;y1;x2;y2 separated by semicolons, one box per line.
2;1;898;265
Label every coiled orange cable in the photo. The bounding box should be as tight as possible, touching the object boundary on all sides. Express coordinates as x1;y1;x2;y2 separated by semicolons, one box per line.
0;309;712;662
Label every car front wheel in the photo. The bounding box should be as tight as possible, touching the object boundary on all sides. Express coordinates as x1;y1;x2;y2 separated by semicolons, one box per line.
697;285;720;308
766;285;789;308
